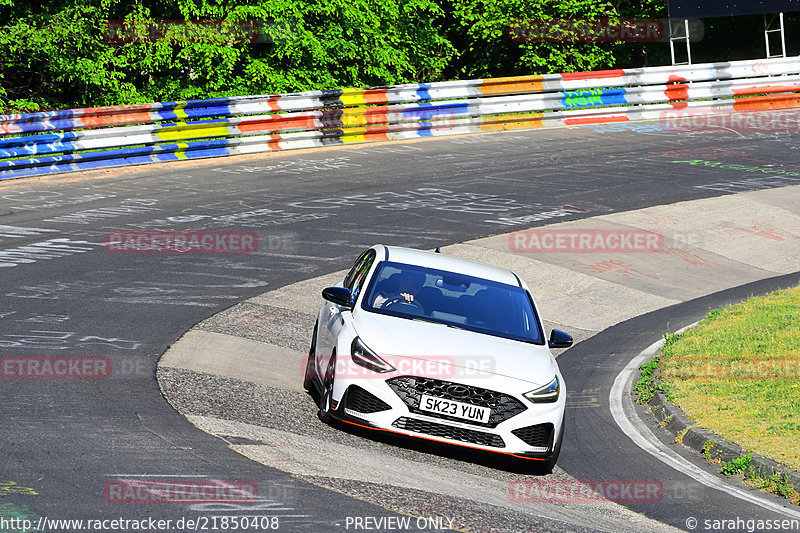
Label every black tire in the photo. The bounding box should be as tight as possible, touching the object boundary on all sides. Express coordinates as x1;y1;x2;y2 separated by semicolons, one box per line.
303;320;318;392
317;351;336;424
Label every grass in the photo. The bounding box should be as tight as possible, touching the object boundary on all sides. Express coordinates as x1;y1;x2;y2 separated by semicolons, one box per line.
634;357;660;404
658;284;800;472
745;468;800;505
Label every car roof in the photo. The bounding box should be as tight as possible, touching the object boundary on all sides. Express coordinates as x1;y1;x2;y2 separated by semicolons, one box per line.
377;245;520;286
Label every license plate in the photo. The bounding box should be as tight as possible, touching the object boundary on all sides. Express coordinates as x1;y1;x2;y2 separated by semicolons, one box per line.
419;394;490;423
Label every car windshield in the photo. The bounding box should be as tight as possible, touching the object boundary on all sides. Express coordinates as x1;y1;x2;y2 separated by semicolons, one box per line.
361;261;544;344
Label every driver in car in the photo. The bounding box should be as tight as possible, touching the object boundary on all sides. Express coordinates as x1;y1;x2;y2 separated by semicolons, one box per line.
373;271;424;309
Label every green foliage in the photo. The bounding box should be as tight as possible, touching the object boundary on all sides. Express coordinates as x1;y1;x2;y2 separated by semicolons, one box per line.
445;0;669;77
720;453;754;476
0;0;729;112
0;0;455;111
745;467;800;505
634;357;659;404
662;331;682;346
701;439;715;455
447;0;612;76
768;473;799;501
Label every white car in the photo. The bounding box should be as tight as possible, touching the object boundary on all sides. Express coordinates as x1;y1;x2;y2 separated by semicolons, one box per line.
304;245;572;472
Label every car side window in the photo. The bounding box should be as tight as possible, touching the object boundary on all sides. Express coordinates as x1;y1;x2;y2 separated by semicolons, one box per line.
349;251;376;304
344;250;371;290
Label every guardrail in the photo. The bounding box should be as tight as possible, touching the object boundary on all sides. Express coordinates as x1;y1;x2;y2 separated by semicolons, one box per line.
2;57;799;180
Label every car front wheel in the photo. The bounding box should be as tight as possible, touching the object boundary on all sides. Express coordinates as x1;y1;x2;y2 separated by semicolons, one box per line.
317;350;337;423
303;320;318;392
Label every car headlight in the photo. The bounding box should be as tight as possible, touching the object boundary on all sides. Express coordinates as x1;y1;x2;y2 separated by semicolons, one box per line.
523;376;560;403
351;337;396;373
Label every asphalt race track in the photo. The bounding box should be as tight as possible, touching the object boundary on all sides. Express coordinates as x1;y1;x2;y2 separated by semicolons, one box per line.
1;118;800;532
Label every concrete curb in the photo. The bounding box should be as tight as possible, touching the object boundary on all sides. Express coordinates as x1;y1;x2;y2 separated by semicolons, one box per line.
649;390;800;495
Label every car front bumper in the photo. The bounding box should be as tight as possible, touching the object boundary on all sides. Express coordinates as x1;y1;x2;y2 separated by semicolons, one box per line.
329;375;566;458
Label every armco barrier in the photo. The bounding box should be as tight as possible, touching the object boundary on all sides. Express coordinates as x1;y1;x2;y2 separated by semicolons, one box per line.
1;57;799;180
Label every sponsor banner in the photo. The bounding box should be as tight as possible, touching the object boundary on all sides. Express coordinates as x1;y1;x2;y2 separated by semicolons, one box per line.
510;229;663;253
509;479;664;503
1;355;111;379
104;230;258;254
104;480;258;504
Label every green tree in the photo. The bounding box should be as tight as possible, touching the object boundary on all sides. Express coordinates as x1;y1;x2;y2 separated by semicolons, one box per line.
2;0;762;113
0;0;455;111
445;0;668;76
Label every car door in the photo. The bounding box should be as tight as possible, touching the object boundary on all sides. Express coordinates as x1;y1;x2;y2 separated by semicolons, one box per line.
317;249;376;376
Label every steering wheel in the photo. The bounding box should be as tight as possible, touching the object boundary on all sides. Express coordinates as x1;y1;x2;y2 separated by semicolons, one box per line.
382;297;424;313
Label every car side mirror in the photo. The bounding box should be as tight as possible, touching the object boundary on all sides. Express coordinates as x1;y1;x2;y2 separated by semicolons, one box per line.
548;329;573;349
322;287;353;309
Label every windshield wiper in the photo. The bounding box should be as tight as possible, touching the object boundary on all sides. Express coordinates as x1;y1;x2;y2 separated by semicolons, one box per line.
411;316;460;329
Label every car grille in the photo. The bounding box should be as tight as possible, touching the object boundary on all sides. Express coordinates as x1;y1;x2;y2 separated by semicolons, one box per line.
392;417;505;448
386;376;526;428
511;423;553;451
345;385;392;414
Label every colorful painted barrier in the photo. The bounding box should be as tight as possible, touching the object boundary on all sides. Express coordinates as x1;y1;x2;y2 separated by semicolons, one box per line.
1;57;799;180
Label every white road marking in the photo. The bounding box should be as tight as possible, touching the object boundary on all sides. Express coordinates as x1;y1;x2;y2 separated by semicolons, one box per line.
0;225;59;238
0;238;101;268
609;325;800;519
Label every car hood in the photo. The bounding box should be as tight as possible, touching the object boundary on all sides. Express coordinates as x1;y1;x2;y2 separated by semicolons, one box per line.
351;309;557;388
